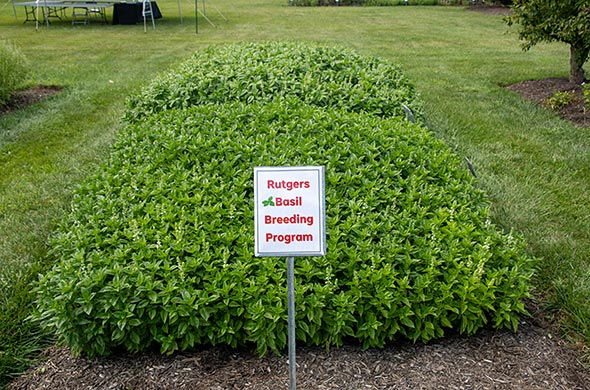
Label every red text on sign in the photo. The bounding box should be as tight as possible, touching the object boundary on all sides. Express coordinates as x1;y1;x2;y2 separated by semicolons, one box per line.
275;197;302;207
265;214;314;226
267;180;310;191
265;233;314;244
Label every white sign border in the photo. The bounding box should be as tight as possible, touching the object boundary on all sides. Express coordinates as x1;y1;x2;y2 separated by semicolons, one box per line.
254;166;326;257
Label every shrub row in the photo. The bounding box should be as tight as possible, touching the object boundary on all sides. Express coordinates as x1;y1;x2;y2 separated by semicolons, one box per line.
34;100;534;357
124;42;422;124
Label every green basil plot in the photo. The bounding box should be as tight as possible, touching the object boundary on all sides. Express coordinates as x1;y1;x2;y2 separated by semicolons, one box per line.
33;102;534;357
124;42;422;124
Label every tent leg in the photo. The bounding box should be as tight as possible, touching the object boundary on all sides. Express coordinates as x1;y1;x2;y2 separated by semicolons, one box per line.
177;0;182;23
209;3;226;21
198;9;214;27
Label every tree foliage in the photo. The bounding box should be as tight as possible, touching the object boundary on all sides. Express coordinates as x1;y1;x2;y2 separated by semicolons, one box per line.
507;0;590;84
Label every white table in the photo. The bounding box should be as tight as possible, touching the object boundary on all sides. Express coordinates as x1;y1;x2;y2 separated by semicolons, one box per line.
13;0;113;25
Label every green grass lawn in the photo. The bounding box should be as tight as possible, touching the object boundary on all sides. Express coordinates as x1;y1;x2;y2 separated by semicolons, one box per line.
1;0;589;386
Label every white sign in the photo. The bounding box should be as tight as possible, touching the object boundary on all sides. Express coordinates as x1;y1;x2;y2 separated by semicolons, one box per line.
254;166;326;257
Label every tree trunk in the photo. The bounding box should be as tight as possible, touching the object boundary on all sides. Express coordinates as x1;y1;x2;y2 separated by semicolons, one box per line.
570;45;586;85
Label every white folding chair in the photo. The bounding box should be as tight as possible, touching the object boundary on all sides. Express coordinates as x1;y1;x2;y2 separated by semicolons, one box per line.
142;0;155;32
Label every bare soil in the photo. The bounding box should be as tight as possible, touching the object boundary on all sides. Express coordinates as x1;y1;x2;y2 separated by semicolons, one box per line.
5;72;590;389
0;86;63;117
7;317;590;390
507;78;590;127
467;3;513;16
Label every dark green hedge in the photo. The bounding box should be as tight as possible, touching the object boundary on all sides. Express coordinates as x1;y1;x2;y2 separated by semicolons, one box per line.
124;42;422;124
34;102;534;357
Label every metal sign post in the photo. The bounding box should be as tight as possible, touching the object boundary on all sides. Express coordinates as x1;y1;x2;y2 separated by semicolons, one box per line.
286;255;296;390
254;166;326;389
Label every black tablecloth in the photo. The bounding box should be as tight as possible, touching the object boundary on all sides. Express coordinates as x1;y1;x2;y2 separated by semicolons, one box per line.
112;2;161;25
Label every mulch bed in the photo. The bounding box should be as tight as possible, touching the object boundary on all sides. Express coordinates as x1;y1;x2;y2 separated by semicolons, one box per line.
507;77;590;127
8;319;590;389
0;86;62;117
467;4;512;16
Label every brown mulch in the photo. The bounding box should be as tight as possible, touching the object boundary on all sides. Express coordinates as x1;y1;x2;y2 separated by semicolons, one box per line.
8;318;590;390
0;86;62;117
5;80;590;389
507;77;590;127
467;4;513;16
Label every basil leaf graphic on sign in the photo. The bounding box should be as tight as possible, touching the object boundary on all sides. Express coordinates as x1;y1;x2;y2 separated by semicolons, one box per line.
262;196;275;207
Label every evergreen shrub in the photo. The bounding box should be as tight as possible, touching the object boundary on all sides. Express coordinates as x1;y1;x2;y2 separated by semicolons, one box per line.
0;40;29;106
33;102;534;357
124;42;422;124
